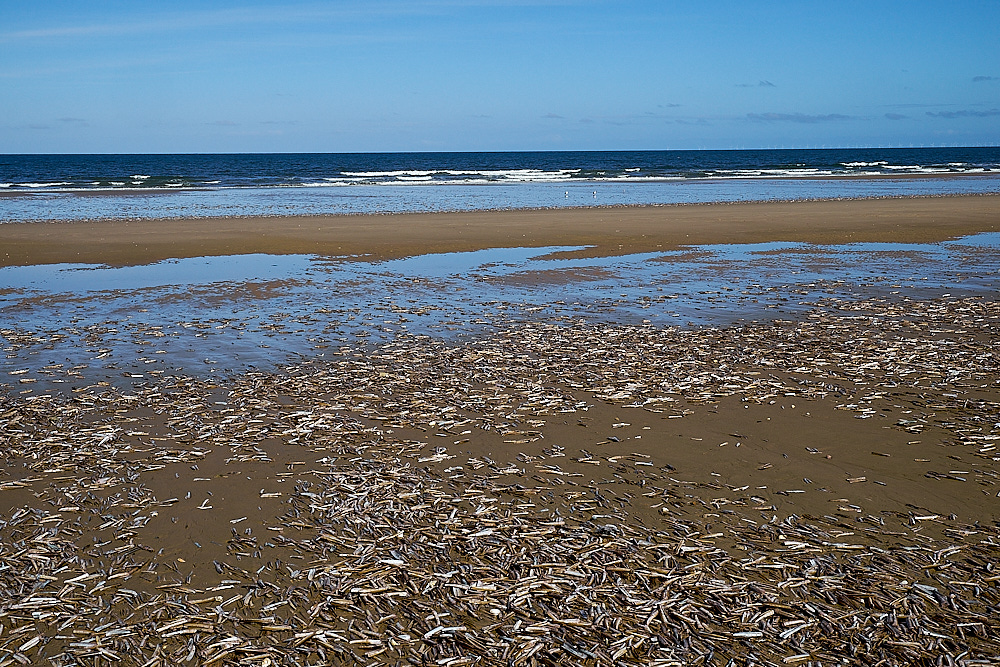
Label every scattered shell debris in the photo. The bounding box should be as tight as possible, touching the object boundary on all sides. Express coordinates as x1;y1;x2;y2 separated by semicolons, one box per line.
2;285;999;665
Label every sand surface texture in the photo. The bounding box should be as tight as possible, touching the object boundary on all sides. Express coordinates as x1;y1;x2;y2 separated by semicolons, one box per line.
1;197;999;666
1;194;997;267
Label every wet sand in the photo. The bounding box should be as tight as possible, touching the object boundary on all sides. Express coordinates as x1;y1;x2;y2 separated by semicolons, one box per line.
0;194;998;267
1;197;999;665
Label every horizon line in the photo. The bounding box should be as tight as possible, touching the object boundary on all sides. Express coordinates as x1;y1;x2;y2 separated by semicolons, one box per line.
4;144;1000;156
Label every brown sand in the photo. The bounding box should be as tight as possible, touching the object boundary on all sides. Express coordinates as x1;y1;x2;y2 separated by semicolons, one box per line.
0;194;997;267
2;299;999;663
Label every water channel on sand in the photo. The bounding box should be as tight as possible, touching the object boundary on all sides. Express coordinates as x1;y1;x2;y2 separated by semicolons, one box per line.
2;233;998;392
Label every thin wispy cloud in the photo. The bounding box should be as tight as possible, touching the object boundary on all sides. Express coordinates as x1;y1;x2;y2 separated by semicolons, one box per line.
884;103;960;109
0;52;184;80
972;75;998;82
543;113;565;119
747;112;853;123
737;80;775;88
885;113;907;120
571;110;688;126
1;2;583;43
926;108;1000;119
4;23;123;41
3;12;226;42
0;5;380;43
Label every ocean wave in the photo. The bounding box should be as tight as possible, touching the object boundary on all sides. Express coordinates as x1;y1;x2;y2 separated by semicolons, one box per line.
2;149;998;197
339;168;580;182
591;174;685;182
709;168;837;178
15;181;74;188
342;170;437;177
321;170;576;186
3;165;993;193
880;165;973;174
3;166;993;194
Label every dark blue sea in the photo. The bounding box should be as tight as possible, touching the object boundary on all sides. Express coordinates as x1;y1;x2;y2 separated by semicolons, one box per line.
2;148;999;222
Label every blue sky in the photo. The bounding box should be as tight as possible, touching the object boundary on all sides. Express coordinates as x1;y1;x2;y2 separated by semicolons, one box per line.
2;1;998;153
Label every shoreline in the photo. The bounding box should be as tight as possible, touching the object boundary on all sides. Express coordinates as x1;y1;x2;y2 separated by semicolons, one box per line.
1;193;998;268
1;169;997;198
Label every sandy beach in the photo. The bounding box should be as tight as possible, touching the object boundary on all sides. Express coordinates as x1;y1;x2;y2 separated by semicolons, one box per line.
0;194;997;267
1;196;999;665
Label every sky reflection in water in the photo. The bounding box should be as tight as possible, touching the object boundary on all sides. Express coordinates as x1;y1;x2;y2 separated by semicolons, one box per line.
1;232;998;391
